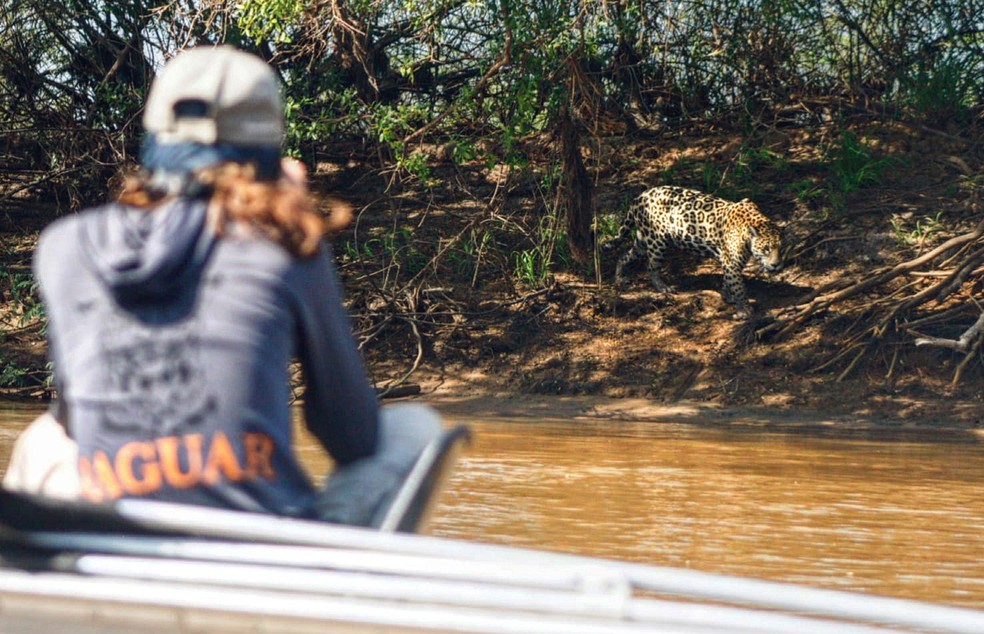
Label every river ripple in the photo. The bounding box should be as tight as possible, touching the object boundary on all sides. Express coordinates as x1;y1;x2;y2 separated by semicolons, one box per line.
3;405;983;608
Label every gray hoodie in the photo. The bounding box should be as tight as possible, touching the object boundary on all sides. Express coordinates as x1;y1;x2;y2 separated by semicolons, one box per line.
34;199;379;516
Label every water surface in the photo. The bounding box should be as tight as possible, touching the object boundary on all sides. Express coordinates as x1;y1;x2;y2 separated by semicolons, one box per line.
3;405;983;608
426;420;984;608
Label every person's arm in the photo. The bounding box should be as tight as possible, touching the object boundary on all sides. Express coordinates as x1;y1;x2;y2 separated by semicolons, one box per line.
289;246;380;465
32;222;71;434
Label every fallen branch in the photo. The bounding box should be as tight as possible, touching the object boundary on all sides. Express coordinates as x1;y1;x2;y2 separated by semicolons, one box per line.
914;312;984;352
377;314;425;398
0;166;87;206
765;217;984;339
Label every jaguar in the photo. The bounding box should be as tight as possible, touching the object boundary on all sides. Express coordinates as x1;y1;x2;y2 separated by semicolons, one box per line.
602;186;783;319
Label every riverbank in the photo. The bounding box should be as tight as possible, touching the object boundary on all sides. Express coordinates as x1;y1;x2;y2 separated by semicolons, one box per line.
3;121;983;429
410;381;984;437
388;354;984;433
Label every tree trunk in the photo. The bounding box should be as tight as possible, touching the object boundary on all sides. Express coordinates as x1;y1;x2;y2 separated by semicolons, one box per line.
555;112;594;264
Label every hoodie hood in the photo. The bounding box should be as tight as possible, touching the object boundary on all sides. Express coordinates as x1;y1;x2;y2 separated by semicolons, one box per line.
79;199;216;307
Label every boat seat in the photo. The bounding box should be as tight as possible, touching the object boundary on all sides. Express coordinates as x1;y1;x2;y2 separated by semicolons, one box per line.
376;424;472;533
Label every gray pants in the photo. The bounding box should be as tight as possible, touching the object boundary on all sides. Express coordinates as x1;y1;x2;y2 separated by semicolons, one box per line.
311;402;444;527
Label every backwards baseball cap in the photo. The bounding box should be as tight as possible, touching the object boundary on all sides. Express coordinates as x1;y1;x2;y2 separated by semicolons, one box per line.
143;46;284;147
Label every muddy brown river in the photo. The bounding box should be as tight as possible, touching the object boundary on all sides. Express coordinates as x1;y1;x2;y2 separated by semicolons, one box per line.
2;404;983;609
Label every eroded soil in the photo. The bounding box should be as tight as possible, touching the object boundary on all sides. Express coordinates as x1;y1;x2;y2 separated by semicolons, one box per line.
3;120;983;429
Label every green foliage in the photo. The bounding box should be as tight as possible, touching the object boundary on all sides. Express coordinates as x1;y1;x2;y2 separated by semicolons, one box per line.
0;264;44;389
283;78;362;156
890;212;946;247
791;179;826;205
826;132;892;195
348;228;429;279
445;134;479;164
0;267;44;326
700;162;734;200
700;143;790;201
512;209;569;289
373;103;434;181
595;213;622;244
234;0;304;44
738;146;790;177
1;0;982;208
0;355;31;388
449;229;493;281
513;248;550;288
383;228;429;276
903;53;978;126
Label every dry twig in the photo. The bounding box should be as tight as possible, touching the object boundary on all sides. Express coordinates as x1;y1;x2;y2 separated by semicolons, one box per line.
914;312;984;353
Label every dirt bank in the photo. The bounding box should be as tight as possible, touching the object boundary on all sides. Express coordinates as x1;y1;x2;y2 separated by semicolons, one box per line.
3;120;983;430
353;121;984;430
417;387;984;435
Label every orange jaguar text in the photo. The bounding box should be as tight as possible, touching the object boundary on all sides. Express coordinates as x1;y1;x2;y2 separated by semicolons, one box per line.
78;431;276;502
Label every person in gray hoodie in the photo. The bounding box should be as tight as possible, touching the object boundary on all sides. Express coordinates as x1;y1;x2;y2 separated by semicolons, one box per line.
6;46;444;528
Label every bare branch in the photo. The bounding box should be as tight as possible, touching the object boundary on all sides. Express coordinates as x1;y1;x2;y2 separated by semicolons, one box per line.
915;312;984;352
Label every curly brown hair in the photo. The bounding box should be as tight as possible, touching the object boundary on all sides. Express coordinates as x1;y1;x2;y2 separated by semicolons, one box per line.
117;162;351;259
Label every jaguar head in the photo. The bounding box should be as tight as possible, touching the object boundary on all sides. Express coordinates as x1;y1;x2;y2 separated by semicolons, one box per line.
748;223;783;273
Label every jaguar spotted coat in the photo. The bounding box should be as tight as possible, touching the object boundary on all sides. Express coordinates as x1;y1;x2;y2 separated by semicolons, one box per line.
603;186;783;319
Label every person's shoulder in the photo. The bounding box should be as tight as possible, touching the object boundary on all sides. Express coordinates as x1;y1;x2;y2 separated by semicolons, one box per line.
37;211;79;244
286;241;336;276
38;203;116;243
219;227;333;270
35;204;113;271
35;211;83;263
215;225;294;266
259;240;338;299
274;243;340;297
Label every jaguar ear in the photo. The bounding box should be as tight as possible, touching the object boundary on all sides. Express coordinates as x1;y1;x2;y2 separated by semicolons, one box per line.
748;224;759;238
